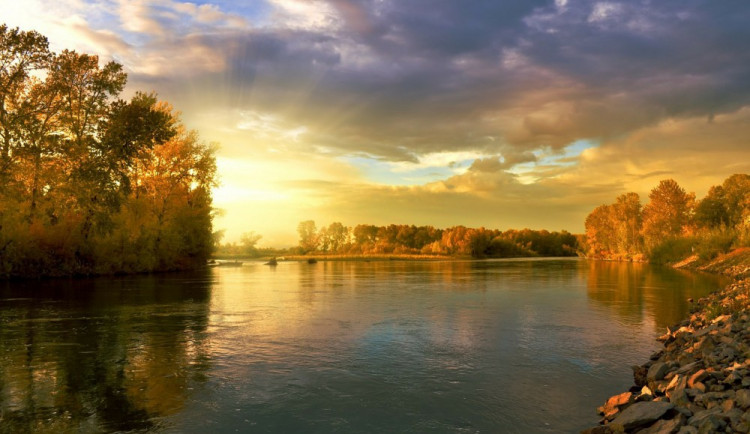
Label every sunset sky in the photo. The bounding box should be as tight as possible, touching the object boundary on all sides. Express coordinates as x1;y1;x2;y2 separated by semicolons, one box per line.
4;0;749;246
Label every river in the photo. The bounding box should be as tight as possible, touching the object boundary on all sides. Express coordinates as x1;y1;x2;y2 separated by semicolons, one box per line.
0;258;729;433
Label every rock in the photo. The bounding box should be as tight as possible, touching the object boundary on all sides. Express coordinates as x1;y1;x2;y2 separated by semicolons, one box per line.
676;362;702;375
580;425;624;434
687;370;708;388
736;389;750;409
687;407;722;426
724;407;744;426
669;388;691;407
598;392;633;420
696;415;725;434
649;362;670;382
636;414;686;434
634;365;649;387
677;426;698;434
611;401;674;430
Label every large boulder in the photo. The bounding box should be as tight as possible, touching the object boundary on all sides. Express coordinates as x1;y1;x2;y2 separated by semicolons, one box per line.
611;401;674;430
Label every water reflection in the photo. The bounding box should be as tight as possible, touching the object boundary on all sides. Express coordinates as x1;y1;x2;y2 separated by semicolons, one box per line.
0;273;212;433
584;261;729;330
0;260;729;433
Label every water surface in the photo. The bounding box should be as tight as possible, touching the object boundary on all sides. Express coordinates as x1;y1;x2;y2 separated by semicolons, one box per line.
0;259;728;433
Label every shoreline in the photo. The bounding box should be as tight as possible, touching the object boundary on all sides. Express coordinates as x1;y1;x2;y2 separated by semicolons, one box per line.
582;249;750;433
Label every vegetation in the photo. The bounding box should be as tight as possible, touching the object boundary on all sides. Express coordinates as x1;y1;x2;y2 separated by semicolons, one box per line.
584;174;750;263
0;25;217;277
290;221;578;258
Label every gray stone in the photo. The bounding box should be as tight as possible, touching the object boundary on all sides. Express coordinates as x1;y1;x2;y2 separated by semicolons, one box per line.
670;389;691;407
696;415;725;434
676;362;702;375
688;407;723;426
649;362;670;382
636;414;686;434
611;401;674;430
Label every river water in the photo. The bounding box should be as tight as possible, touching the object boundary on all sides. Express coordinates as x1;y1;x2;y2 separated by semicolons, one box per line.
0;258;728;433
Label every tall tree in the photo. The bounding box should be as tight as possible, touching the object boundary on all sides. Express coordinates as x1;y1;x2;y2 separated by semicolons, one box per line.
720;174;750;227
585;204;616;257
297;220;318;253
612;192;643;255
0;25;51;197
694;185;729;229
642;179;694;249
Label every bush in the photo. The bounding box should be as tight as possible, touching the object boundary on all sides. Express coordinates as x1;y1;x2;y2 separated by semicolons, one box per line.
694;228;735;261
648;237;696;265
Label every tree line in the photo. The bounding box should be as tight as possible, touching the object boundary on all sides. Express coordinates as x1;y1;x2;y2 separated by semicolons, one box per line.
294;220;578;258
583;174;750;262
0;25;217;277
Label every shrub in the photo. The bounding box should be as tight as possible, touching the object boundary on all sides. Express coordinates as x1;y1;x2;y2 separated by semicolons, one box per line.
694;228;736;261
648;237;696;265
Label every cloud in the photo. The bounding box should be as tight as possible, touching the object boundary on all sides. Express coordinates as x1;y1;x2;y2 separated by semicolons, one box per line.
4;0;750;243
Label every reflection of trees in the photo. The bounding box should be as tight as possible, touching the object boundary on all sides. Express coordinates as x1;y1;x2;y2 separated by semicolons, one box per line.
0;272;211;432
585;261;726;330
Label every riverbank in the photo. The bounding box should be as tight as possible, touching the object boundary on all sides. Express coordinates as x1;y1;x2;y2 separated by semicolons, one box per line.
583;249;750;433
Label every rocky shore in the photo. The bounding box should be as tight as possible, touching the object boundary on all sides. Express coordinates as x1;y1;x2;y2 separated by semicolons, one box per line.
583;252;750;434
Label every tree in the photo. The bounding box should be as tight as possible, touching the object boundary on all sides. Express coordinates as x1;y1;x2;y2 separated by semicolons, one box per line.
297;220;318;253
240;231;262;255
720;174;750;227
325;222;348;252
642;179;694;249
0;24;217;277
694;185;729;229
585;204;616;257
612;192;643;254
0;25;52;203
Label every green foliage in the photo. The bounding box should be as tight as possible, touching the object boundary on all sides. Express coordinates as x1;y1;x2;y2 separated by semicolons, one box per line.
694;228;735;261
648;237;696;265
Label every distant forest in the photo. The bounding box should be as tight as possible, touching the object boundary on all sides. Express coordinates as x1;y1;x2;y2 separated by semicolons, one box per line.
0;25;216;277
583;174;750;263
218;224;579;259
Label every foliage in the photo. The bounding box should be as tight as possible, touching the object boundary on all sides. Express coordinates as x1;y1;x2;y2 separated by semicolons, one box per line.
291;221;578;258
583;174;750;263
693;228;735;261
0;25;216;278
648;237;696;265
642;179;695;250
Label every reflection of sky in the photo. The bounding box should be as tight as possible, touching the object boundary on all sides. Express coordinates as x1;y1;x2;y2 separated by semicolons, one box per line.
0;259;728;432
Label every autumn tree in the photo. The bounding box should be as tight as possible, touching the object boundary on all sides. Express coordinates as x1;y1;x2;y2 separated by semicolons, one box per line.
0;25;217;277
240;231;262;255
585;204;616;257
324;222;349;252
612;192;643;254
297;220;318;253
720;174;750;227
0;25;51;182
641;179;694;249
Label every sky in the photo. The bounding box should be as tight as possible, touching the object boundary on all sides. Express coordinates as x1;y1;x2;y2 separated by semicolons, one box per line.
3;0;750;246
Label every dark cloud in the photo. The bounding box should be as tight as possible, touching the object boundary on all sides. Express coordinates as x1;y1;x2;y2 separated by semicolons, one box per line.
126;0;750;164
